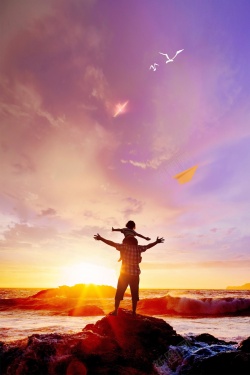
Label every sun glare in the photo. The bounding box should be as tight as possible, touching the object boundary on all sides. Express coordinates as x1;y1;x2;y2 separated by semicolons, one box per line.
59;263;117;287
113;100;128;117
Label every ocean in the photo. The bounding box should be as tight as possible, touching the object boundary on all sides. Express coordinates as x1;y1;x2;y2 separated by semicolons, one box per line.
0;288;250;344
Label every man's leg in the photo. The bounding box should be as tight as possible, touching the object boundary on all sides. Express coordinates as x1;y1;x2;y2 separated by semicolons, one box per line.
132;299;137;315
113;274;129;315
129;275;140;315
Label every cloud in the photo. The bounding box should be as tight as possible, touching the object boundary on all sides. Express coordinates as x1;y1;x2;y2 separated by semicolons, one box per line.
227;227;237;235
142;259;250;270
2;223;58;244
12;153;36;174
0;0;51;56
210;228;219;233
121;158;160;170
120;149;184;171
84;65;110;105
39;208;57;217
72;225;108;238
122;197;144;218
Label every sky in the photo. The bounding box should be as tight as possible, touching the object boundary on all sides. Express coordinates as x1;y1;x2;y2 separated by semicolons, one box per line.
1;0;250;289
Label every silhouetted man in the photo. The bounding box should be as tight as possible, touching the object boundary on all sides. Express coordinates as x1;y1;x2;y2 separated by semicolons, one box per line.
94;233;164;315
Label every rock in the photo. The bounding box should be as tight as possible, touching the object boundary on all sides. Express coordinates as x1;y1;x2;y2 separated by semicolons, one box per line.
31;284;119;299
0;309;180;375
68;305;104;316
179;351;250;375
65;359;87;375
1;310;249;375
194;333;227;345
227;283;250;290
238;337;250;353
80;308;181;374
0;341;24;375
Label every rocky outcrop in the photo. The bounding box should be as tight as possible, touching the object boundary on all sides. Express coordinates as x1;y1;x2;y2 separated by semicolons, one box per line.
0;284;128;314
0;309;181;375
179;351;250;375
227;283;250;290
0;309;249;375
31;284;119;299
238;337;250;353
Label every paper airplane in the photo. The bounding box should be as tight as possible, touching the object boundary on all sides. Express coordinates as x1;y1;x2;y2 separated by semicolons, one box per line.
174;165;198;184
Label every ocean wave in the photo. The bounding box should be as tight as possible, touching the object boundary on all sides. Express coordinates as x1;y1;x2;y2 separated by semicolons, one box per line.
1;288;250;318
137;294;250;316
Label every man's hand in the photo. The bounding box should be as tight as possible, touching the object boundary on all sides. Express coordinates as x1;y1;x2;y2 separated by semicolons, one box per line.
94;233;102;241
146;237;151;241
93;234;117;247
156;237;164;244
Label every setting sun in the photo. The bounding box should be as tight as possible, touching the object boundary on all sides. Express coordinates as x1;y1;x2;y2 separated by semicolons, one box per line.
59;263;117;287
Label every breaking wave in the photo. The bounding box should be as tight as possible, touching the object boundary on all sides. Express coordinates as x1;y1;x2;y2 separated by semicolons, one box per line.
137;294;250;316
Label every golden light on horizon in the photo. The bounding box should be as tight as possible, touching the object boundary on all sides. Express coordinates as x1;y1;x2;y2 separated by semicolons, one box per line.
59;263;117;287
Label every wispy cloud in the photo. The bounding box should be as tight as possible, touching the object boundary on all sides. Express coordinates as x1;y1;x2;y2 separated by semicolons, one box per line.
143;259;250;270
39;208;57;217
122;197;144;217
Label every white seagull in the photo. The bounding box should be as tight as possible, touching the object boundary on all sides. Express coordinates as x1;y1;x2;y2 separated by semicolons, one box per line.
159;49;184;64
149;63;159;71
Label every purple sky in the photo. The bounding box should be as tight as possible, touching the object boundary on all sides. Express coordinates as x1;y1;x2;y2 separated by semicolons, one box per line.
1;0;250;288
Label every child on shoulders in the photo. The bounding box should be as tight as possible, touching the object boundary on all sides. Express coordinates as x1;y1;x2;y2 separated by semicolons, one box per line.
112;220;150;262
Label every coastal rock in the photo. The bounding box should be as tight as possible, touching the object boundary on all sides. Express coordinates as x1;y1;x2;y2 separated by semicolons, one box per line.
83;308;180;351
227;283;250;290
0;285;128;314
238;337;250;353
1;312;249;375
179;351;250;375
0;309;181;375
194;333;230;345
31;284;120;299
177;336;250;375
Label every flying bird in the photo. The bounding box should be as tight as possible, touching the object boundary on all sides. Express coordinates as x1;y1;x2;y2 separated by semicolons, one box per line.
113;101;129;118
174;165;198;184
159;49;184;64
149;63;159;71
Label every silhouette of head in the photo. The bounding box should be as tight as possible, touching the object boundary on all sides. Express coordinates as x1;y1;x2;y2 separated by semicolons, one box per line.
126;220;135;230
123;236;138;246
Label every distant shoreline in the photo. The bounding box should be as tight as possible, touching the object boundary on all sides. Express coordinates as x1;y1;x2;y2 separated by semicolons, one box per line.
227;283;250;290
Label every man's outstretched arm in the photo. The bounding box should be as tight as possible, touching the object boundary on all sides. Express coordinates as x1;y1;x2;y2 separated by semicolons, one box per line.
145;237;164;250
94;233;119;248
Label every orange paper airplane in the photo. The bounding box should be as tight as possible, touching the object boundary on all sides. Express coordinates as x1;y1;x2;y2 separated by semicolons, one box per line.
174;165;198;184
